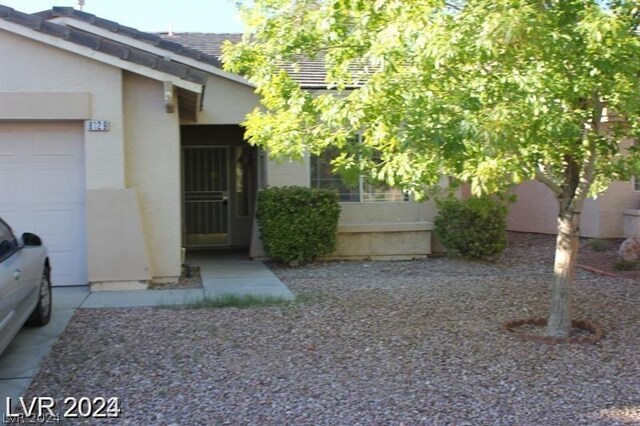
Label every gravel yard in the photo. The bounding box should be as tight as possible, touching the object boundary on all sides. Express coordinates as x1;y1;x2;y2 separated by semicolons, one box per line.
26;233;640;425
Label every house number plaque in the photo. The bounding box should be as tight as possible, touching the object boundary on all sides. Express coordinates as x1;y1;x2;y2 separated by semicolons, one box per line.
85;120;110;132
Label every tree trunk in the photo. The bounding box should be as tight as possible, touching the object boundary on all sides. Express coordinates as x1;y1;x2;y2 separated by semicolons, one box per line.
546;205;580;338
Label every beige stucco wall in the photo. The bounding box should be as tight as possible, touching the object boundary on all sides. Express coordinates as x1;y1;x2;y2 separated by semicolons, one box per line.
123;72;182;280
591;181;639;237
195;75;260;125
339;199;437;224
86;188;151;283
267;155;312;188
0;29;168;286
508;136;640;238
507;181;559;235
0;92;91;120
593;137;640;237
194;74;314;188
0;30;125;190
508;180;640;238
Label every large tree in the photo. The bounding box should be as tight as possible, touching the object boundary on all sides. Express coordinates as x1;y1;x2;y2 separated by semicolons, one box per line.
224;0;640;338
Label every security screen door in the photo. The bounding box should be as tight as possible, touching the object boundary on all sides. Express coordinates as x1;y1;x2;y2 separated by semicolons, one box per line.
183;146;229;246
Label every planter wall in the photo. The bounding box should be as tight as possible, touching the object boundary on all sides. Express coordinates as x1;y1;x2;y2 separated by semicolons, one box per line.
623;209;640;238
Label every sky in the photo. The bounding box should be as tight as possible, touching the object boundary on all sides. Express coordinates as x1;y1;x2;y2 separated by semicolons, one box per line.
0;0;246;33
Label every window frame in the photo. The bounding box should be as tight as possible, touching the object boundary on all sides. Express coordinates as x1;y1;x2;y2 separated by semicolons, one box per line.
0;218;19;263
309;136;410;203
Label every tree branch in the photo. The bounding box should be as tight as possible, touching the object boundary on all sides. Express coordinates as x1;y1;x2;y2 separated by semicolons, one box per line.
445;1;463;11
573;94;603;211
591;93;604;133
535;166;562;196
573;138;597;212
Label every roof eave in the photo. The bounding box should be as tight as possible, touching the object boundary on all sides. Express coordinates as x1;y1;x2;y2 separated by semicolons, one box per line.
36;8;255;88
0;18;203;94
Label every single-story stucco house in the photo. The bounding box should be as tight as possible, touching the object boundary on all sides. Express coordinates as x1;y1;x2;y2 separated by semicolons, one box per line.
0;5;437;289
0;5;637;289
165;33;640;242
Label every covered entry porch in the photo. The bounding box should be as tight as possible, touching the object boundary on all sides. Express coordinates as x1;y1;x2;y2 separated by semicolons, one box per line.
181;125;260;252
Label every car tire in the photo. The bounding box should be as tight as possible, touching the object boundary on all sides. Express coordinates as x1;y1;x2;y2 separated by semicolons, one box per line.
26;265;52;327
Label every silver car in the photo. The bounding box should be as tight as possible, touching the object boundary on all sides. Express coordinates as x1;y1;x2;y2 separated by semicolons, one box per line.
0;217;52;355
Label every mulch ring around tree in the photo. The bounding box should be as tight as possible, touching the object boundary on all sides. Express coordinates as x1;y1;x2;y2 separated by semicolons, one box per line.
502;317;605;345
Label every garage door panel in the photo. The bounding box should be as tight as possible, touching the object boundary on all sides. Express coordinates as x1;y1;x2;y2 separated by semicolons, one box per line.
0;209;30;235
0;167;19;202
0;139;18;159
0;131;30;162
0;123;86;286
35;206;86;285
33;166;84;203
34;208;78;243
3;163;83;207
1;164;33;204
1;127;82;163
45;246;85;285
33;133;82;162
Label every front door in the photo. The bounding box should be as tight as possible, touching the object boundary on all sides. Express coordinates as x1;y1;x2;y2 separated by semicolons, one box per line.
182;129;258;250
183;146;230;246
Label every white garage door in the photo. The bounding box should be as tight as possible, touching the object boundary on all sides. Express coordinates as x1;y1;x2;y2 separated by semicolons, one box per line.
0;123;86;286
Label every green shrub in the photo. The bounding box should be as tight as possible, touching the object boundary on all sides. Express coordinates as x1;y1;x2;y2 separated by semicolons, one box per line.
256;186;341;264
613;259;640;271
587;238;609;252
434;196;508;259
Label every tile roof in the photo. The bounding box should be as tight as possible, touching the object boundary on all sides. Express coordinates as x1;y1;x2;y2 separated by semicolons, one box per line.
34;7;222;68
161;32;367;89
159;33;243;59
0;5;209;86
0;4;364;90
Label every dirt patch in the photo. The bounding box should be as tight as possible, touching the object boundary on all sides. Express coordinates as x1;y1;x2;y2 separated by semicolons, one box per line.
502;317;605;344
505;232;639;281
577;237;640;281
148;264;203;290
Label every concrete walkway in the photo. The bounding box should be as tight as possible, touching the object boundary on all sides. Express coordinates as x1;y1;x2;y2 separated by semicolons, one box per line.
0;257;293;413
82;254;293;308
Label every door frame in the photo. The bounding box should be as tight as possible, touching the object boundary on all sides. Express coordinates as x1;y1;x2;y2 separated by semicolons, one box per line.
180;125;260;251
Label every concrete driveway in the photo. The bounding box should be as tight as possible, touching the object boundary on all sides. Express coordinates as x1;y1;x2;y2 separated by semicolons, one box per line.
0;286;88;415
